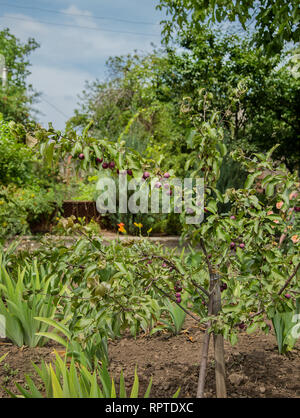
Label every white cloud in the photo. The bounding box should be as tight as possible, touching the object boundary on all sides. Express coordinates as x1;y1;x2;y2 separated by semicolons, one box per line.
2;10;158;64
61;5;97;28
0;5;161;129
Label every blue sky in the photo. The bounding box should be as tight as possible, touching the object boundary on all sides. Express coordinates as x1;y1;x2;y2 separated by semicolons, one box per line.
0;1;165;129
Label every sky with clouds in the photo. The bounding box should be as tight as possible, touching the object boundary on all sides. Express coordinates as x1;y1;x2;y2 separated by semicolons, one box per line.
0;1;165;129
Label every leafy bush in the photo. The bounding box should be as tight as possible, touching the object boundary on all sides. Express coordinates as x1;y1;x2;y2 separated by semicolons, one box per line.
0;119;35;186
0;184;63;240
0;119;65;240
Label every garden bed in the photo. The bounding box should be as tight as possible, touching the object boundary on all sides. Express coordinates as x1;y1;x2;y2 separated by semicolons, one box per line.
1;317;299;398
62;200;101;225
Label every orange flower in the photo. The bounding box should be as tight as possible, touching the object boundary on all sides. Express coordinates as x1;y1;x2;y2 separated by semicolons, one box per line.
117;223;126;233
291;235;299;244
267;210;273;215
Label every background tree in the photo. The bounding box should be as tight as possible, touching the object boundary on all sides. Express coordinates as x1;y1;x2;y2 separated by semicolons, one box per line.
157;0;300;55
163;28;300;171
71;29;299;177
0;28;40;124
68;50;191;177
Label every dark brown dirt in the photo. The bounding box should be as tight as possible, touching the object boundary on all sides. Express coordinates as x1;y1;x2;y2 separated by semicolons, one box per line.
1;317;299;398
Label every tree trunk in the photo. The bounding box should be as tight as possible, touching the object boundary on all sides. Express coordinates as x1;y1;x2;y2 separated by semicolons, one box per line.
196;270;227;398
212;275;227;398
196;269;214;398
197;321;211;398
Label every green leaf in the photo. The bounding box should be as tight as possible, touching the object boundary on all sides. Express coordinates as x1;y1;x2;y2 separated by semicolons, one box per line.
35;332;68;348
130;367;139;398
119;370;127;398
110;378;117;398
216;226;230;242
172;387;181;398
266;144;280;161
265;182;275;197
206;199;217;214
34;317;71;340
218;142;227;157
246;322;259;334
222;303;241;313
144;377;153;398
245;171;262;189
83;146;90;162
50;365;64;398
230;332;238;346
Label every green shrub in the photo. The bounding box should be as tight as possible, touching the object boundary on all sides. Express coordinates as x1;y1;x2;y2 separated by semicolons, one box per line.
0;119;65;240
0;184;63;240
0;119;35;186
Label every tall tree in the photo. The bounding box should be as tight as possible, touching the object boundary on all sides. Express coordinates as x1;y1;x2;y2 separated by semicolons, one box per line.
68;51;186;158
71;30;300;171
157;0;300;55
163;28;300;169
0;28;40;123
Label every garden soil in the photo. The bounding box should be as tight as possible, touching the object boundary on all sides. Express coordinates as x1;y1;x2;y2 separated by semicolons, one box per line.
1;317;300;398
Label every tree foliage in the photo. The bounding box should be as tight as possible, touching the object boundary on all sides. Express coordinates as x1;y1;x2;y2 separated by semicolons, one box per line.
157;0;300;54
71;29;300;173
164;28;300;169
69;51;185;157
0;28;40;123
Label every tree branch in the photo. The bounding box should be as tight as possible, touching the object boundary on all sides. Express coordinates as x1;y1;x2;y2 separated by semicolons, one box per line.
278;262;300;296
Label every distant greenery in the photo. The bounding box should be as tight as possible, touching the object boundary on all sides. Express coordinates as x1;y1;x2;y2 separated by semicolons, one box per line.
157;0;300;55
70;28;299;174
162;29;300;169
0;28;40;123
0;118;64;240
68;51;184;159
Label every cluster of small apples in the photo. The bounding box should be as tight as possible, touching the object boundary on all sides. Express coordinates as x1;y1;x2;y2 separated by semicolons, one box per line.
87;276;110;299
95;157;116;170
77;153;119;172
229;216;245;250
145;171;170;182
174;281;183;304
144;172;173;196
97;157;134;176
230;241;245;250
78;153;174;186
78;153;114;169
